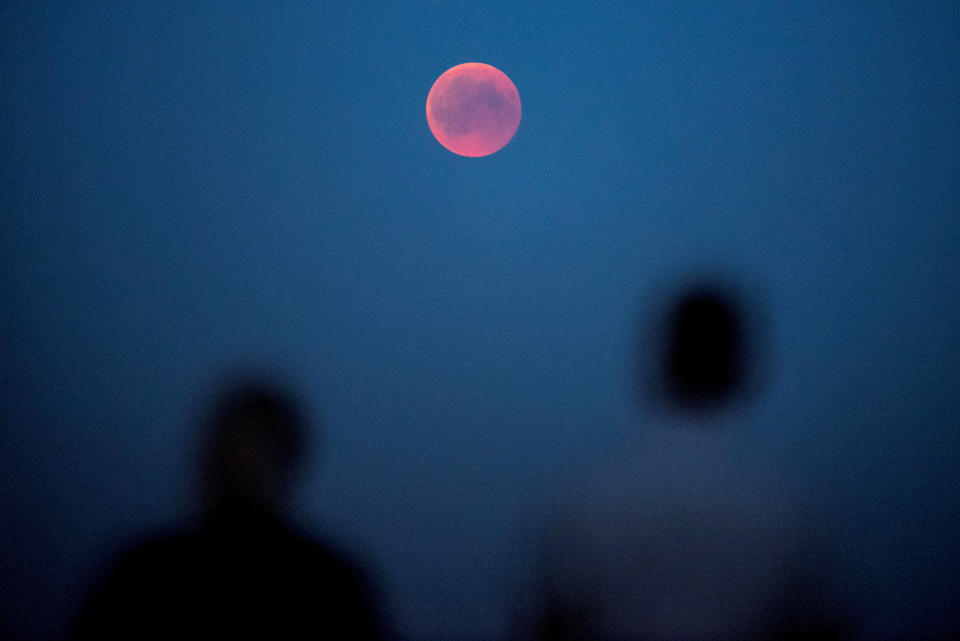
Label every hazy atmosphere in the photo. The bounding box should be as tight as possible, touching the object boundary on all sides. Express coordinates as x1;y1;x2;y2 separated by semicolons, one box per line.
2;2;959;639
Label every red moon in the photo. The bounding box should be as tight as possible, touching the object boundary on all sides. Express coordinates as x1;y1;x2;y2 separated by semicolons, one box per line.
426;63;521;157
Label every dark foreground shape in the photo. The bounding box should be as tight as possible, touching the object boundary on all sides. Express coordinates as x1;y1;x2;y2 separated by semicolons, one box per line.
71;513;382;639
70;377;384;640
515;277;854;641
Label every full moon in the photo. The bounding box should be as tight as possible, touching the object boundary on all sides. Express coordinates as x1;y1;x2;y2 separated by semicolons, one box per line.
426;63;521;157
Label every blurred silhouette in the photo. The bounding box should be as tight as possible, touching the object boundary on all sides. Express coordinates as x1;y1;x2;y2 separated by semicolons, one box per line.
513;277;852;641
70;376;385;640
659;285;749;410
635;275;768;419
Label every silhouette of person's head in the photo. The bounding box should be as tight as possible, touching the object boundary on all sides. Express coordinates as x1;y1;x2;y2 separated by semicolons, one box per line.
664;287;745;406
71;377;387;640
643;280;763;416
199;379;308;521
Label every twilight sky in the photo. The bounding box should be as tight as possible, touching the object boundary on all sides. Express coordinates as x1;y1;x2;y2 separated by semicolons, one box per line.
2;2;959;639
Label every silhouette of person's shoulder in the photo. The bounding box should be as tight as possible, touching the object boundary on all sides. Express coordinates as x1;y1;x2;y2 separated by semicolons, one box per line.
73;517;383;639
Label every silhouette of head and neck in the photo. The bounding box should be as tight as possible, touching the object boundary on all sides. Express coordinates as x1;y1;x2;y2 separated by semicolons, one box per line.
650;281;760;421
198;380;307;530
70;378;386;640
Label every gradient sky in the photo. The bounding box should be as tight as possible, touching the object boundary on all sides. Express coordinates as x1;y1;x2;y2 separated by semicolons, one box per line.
2;2;959;639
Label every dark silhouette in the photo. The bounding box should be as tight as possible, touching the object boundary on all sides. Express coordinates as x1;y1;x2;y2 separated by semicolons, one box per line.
660;285;748;409
635;276;768;419
70;377;385;640
516;278;852;641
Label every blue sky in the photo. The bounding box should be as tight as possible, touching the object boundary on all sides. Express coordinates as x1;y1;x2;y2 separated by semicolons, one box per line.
2;2;959;639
